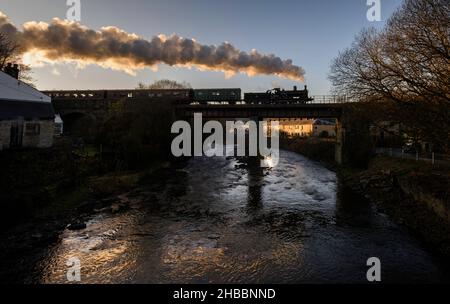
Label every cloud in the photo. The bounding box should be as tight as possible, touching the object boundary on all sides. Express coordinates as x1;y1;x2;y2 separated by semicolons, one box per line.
51;67;61;76
0;11;305;81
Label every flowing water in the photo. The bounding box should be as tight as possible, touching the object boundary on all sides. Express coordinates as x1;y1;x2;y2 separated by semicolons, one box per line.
28;150;449;283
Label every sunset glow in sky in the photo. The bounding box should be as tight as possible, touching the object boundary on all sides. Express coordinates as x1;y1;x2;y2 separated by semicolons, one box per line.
1;0;403;94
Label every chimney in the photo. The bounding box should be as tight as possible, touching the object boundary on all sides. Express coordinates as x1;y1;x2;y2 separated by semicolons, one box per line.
12;64;20;79
3;63;19;79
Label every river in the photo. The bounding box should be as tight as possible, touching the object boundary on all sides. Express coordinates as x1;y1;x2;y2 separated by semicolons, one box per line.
22;150;450;283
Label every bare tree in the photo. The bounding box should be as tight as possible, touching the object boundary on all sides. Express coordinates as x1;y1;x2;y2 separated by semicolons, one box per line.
137;79;191;90
0;32;18;70
330;0;450;152
0;31;35;86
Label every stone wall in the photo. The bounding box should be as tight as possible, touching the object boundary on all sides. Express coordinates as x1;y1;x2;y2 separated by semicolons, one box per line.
0;121;12;151
22;120;54;149
0;119;54;150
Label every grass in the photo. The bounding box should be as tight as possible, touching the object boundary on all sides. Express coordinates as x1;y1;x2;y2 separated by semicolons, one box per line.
88;172;142;198
35;186;91;219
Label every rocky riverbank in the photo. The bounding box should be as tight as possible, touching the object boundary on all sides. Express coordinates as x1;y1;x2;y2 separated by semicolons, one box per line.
340;156;450;257
281;136;450;256
0;154;172;283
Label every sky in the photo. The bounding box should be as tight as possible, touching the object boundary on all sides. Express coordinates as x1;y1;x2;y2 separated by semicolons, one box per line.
0;0;404;94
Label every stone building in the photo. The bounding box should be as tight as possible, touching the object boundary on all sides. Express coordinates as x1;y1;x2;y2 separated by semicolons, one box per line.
0;66;55;151
312;119;337;138
267;118;336;138
276;119;315;137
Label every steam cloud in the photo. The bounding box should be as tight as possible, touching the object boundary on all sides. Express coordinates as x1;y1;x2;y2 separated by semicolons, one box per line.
0;11;305;80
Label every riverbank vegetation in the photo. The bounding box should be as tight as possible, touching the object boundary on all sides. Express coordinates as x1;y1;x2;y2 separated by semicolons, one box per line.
279;133;336;169
97;99;174;170
341;155;450;256
0;141;152;230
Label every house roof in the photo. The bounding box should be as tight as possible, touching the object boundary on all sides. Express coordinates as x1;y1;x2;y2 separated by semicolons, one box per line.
0;70;51;103
0;70;54;120
0;99;55;120
313;119;335;126
275;119;315;125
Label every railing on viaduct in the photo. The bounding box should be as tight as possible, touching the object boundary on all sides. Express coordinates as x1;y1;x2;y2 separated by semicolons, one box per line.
44;90;354;105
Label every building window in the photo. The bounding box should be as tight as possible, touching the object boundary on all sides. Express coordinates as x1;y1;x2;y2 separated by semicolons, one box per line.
25;123;40;136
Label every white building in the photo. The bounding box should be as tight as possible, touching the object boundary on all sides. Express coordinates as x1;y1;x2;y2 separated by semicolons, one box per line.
313;119;336;138
0;67;55;151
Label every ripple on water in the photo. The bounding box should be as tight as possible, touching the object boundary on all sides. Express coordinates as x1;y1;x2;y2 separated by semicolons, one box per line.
32;149;450;284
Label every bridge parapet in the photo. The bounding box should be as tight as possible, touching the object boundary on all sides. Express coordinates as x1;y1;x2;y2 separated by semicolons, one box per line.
176;103;344;120
310;95;355;104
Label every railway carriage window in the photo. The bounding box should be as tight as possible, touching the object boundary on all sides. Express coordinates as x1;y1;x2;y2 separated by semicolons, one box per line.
148;93;155;97
157;93;162;97
128;93;133;98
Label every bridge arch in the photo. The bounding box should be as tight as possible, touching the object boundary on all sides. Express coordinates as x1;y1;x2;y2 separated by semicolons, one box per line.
60;111;98;139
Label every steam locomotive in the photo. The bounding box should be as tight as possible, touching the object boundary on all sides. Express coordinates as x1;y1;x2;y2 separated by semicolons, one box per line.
190;86;313;104
45;86;313;105
244;86;313;104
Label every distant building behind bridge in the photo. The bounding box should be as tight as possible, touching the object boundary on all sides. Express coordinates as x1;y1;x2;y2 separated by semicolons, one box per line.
267;118;337;138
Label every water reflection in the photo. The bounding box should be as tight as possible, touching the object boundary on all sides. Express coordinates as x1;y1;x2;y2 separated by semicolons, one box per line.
246;160;264;211
39;213;139;284
32;150;450;284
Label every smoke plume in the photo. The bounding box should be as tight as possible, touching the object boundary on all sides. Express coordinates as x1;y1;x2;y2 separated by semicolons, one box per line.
0;11;305;80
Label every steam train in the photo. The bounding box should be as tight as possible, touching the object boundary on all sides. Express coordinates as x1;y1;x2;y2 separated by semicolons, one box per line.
244;86;313;104
44;85;313;105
